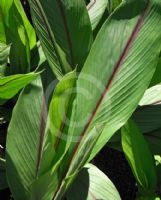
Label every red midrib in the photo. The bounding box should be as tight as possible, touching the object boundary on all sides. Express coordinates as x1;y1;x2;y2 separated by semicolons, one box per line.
87;0;96;10
53;1;150;198
69;2;150;164
36;97;47;175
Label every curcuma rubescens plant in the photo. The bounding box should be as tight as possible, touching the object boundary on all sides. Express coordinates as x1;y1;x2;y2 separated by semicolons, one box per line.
1;0;161;199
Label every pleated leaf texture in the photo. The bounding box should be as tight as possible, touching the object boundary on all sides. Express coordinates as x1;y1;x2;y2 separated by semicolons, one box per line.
6;0;161;200
28;0;93;79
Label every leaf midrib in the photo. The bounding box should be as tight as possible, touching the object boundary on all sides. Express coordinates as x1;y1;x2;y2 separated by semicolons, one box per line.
70;1;150;164
53;1;150;198
87;0;96;10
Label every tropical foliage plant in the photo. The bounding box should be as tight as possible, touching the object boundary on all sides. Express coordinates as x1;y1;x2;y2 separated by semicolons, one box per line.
0;0;161;199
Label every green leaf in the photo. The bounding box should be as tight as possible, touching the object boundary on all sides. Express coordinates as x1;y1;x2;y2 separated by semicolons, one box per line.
0;43;10;76
31;42;47;71
150;58;161;87
133;105;161;133
87;0;108;30
108;0;122;13
132;85;161;133
29;0;93;79
121;120;157;194
51;0;161;198
145;129;161;155
0;0;31;74
6;76;45;200
6;71;76;200
0;158;8;190
0;11;5;43
14;0;36;50
66;163;121;200
139;84;161;106
39;71;77;175
0;72;38;100
28;71;77;200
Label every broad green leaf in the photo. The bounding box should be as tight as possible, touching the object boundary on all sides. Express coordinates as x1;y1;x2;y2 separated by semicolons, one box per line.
6;76;45;200
122;120;157;194
28;72;77;200
0;158;8;190
87;0;108;30
66;163;121;200
88;0;161;161
108;128;161;156
53;0;161;197
29;0;93;79
0;43;10;76
0;0;30;74
0;72;38;100
6;71;76;200
139;84;161;106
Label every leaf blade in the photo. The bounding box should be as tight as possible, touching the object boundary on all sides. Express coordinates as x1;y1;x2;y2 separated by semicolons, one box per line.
121;120;157;194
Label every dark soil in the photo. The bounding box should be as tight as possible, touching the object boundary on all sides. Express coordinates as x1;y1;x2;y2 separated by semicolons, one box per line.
94;147;137;200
